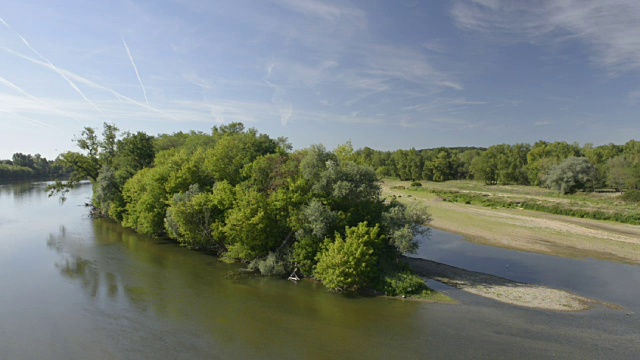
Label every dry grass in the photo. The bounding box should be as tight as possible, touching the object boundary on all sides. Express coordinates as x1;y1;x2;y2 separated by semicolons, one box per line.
383;179;640;265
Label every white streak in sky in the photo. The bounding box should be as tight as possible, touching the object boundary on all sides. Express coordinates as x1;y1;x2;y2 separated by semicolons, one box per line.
2;47;178;121
121;36;150;109
2;110;59;131
0;76;75;119
0;17;110;120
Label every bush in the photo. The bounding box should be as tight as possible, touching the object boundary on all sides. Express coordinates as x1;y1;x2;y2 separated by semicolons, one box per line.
545;157;596;194
621;189;640;203
314;222;384;292
250;252;287;276
381;271;428;296
410;181;423;187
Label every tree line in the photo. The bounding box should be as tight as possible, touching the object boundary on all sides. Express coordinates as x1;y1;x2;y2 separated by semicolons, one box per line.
355;140;640;194
0;153;68;180
49;123;431;296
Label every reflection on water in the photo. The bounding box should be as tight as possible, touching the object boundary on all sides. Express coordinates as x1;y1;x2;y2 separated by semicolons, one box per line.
416;229;640;312
1;182;640;359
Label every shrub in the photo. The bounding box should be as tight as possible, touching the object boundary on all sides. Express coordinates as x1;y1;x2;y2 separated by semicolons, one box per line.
381;271;428;297
250;252;286;276
314;222;384;292
621;190;640;203
410;181;423;187
545;157;596;194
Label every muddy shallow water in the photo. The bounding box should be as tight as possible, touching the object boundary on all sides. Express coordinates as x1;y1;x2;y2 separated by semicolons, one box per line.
416;229;640;312
1;182;638;359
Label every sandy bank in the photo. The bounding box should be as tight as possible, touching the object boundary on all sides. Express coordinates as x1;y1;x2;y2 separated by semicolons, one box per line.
381;182;640;264
405;257;618;311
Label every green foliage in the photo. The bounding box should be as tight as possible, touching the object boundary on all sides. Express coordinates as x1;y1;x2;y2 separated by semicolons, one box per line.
621;190;640;203
546;157;596;194
469;144;530;185
526;141;582;185
314;222;385;292
381;271;428;297
413;186;640;225
0;164;34;179
381;201;430;254
334;141;358;164
221;185;290;261
55;122;434;293
47;123;147;203
291;200;339;274
606;155;632;191
164;184;231;251
249;252;288;276
410;181;422;187
121;167;169;235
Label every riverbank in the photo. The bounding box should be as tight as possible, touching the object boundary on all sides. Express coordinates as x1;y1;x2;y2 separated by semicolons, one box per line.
382;179;640;265
404;257;619;311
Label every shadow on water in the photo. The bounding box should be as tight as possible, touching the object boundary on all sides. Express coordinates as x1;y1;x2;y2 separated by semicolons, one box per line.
3;182;640;359
45;217;435;359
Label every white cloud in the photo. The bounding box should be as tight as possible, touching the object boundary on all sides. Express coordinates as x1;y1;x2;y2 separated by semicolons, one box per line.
534;120;553;126
451;0;640;74
274;0;364;22
626;90;640;105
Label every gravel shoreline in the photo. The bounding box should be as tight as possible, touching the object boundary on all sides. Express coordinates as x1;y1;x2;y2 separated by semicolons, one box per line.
405;257;617;311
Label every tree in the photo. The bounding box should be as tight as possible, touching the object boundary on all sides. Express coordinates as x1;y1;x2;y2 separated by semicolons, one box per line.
164;183;233;252
12;153;34;168
470;153;497;184
526;141;581;185
314;222;385;292
606;155;632;191
381;200;430;254
221;185;290;261
47;123;119;201
545;157;596;194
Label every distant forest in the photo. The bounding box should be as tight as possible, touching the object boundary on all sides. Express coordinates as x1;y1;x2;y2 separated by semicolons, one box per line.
0;153;68;180
356;141;640;194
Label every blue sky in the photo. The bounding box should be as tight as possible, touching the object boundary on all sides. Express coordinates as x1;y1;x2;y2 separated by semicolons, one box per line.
1;0;640;159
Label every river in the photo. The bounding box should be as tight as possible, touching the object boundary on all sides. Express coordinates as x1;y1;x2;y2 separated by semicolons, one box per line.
0;182;638;359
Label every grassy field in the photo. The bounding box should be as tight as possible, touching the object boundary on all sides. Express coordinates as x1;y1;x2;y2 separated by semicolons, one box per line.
388;179;640;224
382;178;640;265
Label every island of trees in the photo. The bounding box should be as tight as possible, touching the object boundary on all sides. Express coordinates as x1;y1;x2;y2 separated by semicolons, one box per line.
48;123;430;296
46;122;640;294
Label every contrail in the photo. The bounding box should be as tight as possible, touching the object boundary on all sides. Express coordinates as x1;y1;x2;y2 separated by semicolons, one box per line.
0;76;76;118
0;17;110;121
263;61;293;125
121;36;150;109
2;47;178;121
1;110;60;131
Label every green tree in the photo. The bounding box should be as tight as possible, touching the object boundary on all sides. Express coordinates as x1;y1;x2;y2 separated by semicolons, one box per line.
314;222;385;292
47;123;119;201
606;155;632;191
164;182;234;252
381;201;430;254
221;185;290;261
545;157;596;194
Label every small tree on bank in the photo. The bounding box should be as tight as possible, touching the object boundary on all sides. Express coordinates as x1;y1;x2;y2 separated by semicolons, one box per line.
545;157;596;194
314;222;385;292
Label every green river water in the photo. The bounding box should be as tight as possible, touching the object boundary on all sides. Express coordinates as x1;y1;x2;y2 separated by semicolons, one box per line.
0;182;638;359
